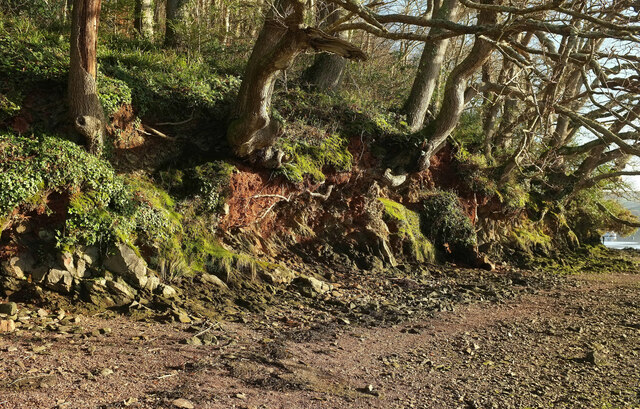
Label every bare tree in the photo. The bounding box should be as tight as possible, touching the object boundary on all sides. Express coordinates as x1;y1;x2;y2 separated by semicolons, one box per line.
68;0;105;156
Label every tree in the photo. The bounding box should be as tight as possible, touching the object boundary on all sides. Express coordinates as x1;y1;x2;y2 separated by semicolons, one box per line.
227;0;366;162
134;0;154;39
68;0;105;156
302;1;348;91
403;0;460;132
165;0;188;46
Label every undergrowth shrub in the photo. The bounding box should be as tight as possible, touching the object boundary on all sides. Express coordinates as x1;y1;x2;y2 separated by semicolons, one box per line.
420;190;477;263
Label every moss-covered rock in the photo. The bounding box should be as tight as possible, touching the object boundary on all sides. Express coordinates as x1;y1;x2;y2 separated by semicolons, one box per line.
420;190;477;264
378;198;436;263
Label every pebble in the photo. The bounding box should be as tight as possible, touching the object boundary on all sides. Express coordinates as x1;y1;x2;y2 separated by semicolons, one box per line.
0;302;18;316
172;398;195;409
0;319;16;332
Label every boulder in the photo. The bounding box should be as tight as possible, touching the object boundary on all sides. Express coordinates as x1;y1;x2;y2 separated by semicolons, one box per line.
57;251;89;279
75;246;100;266
81;279;116;308
199;273;229;290
144;274;160;292
156;283;178;298
45;269;73;294
293;276;333;297
259;266;295;286
104;244;153;290
105;279;137;306
0;276;24;296
0;254;34;279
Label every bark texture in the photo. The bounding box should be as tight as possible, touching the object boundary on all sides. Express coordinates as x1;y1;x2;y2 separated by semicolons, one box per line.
134;0;154;39
227;0;365;159
68;0;106;156
165;0;188;46
422;5;498;161
403;0;459;132
302;2;347;91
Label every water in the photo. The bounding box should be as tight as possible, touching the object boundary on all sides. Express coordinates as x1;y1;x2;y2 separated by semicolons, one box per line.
604;241;640;250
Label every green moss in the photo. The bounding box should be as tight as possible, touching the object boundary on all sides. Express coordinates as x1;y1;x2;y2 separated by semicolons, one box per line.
510;219;552;253
379;198;436;263
276;133;352;183
160;160;235;213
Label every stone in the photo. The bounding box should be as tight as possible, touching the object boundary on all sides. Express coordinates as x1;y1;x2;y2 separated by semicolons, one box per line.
0;254;35;279
37;229;55;242
74;259;88;278
104;244;149;289
0;302;17;316
184;336;202;346
259;266;295;286
586;350;607;366
477;255;495;271
105;279;137;306
200;273;229;290
81;280;116;308
171;398;195;409
45;269;73;293
144;274;160;292
98;368;114;377
0;319;16;332
174;310;191;323
76;246;99;265
58;252;76;275
157;284;178;298
293;276;333;297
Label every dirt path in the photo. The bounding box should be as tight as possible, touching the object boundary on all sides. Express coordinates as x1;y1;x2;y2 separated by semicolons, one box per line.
1;272;639;409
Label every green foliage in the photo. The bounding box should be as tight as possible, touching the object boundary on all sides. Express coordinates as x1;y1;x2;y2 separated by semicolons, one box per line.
0;92;21;122
160;161;235;213
420;190;477;262
452;110;484;146
379;198;436;263
0;15;68;86
97;73;133;117
454;145;496;196
510;218;552;254
276;133;352;183
99;38;241;118
497;181;529;213
566;190;639;244
0;133;127;218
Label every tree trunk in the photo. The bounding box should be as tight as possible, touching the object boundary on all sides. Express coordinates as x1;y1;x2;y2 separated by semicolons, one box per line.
68;0;106;156
165;0;188;46
134;0;154;39
421;5;497;161
302;2;347;91
227;0;365;159
403;0;459;132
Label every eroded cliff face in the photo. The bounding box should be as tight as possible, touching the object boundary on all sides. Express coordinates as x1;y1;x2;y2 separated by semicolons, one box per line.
0;127;553;313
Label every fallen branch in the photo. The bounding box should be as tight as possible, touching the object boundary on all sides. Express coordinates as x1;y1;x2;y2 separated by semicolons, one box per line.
141;124;175;140
251;194;291;201
155;112;194;126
